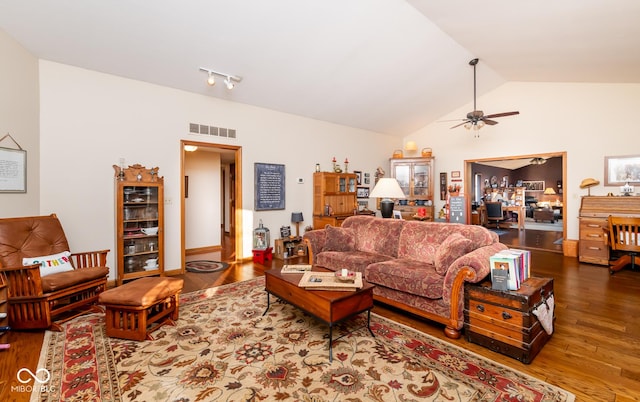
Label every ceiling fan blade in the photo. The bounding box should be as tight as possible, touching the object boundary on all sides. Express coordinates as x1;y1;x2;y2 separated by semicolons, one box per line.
450;120;469;129
484;111;520;119
483;119;498;125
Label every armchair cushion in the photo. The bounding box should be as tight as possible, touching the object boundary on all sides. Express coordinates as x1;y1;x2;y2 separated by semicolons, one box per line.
42;266;110;293
23;250;74;277
322;225;355;252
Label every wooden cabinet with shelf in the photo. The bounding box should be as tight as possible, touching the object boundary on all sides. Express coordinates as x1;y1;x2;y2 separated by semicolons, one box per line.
114;164;164;286
313;172;358;228
390;157;435;220
274;237;308;260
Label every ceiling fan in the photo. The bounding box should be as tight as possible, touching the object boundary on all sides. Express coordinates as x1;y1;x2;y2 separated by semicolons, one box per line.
446;58;519;136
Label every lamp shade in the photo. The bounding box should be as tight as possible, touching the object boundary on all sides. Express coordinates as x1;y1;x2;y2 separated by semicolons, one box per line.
543;187;556;195
404;141;418;151
369;178;406;199
291;212;304;223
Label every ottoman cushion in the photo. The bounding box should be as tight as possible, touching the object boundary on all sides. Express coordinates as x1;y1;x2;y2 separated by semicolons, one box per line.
99;277;184;307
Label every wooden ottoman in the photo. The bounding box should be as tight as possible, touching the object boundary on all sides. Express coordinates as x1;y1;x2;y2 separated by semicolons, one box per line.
99;276;183;341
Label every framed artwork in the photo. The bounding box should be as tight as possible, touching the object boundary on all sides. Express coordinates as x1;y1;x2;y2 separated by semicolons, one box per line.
392;210;403;219
439;172;447;200
354;170;362;185
604;155;640;185
451;170;461;179
0;147;27;193
254;163;285;210
356;186;370;199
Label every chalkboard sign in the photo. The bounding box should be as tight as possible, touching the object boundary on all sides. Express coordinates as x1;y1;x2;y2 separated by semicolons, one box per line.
449;196;467;224
255;163;285;210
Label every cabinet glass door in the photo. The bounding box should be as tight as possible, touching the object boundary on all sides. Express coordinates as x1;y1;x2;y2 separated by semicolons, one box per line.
339;177;346;192
394;164;411;197
348;177;356;192
413;164;430;197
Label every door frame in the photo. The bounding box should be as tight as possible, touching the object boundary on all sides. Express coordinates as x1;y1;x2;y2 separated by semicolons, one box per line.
464;151;567;239
180;140;243;271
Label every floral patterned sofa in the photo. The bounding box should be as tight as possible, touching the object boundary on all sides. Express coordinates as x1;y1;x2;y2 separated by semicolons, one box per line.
303;215;507;338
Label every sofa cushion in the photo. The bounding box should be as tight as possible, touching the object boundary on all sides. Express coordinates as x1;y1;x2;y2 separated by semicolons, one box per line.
322;225;355;252
42;266;109;293
434;233;475;275
366;259;444;299
316;250;393;275
342;216;404;257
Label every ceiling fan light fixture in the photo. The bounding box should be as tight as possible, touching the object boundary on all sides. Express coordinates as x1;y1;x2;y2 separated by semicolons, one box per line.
530;157;547;165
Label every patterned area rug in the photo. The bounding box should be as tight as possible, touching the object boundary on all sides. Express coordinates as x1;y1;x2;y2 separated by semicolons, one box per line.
32;277;575;401
185;260;229;273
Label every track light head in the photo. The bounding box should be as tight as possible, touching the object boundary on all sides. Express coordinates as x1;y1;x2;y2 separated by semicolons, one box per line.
199;67;242;90
224;76;234;89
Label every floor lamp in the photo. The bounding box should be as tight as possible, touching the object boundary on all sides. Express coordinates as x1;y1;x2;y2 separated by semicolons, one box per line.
369;178;406;218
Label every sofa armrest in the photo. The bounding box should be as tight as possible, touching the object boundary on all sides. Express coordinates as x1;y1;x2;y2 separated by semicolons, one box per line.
442;242;509;305
70;249;110;269
303;230;326;264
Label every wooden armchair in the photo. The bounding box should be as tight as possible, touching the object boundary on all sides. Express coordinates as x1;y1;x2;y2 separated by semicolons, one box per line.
604;215;640;275
0;214;109;331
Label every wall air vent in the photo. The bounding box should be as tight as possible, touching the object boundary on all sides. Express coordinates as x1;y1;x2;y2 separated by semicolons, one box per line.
188;123;236;139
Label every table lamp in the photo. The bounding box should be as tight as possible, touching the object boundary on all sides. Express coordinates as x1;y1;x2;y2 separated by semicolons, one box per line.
291;212;304;237
369;178;406;218
579;178;599;196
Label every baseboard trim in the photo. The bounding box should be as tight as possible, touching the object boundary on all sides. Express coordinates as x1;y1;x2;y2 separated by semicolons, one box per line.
186;245;222;256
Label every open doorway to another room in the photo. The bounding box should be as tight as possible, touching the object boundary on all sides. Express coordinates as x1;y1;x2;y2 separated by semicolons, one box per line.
181;141;242;270
464;152;566;253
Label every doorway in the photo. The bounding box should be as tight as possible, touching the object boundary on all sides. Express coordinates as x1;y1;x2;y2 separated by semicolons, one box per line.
181;140;242;271
464;151;566;252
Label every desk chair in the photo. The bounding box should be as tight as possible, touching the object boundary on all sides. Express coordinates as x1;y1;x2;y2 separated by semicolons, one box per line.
605;215;640;274
485;202;505;229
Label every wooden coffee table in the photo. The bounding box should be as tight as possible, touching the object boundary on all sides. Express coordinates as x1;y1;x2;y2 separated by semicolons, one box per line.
263;267;375;361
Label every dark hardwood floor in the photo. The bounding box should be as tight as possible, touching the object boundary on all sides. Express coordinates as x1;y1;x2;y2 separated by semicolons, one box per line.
2;230;639;401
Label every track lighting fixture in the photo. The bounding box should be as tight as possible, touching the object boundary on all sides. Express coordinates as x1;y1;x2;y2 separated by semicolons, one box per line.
199;67;242;89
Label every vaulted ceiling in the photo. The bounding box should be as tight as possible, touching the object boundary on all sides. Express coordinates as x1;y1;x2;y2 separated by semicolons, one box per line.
1;0;638;137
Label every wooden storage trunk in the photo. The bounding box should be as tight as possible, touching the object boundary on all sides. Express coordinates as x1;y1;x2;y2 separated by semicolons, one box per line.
464;277;554;364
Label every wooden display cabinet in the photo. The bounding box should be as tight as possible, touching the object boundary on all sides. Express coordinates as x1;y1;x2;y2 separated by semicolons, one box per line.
389;157;435;220
114;164;164;286
313;172;358;228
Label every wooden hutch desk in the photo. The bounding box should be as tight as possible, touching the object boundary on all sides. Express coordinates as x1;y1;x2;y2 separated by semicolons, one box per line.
579;196;640;265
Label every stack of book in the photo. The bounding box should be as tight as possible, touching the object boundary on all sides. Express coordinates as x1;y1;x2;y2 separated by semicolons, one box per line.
489;248;531;291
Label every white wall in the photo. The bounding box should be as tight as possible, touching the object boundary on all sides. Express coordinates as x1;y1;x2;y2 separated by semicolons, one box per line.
184;150;221;250
405;82;640;240
0;30;40;217
38;61;397;279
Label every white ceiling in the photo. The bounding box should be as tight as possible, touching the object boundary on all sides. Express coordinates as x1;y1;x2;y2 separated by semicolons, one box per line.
1;0;639;137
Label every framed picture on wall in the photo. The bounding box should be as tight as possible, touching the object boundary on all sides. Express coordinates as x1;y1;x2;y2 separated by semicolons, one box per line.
604;155;640;185
440;172;447;200
356;186;370;199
